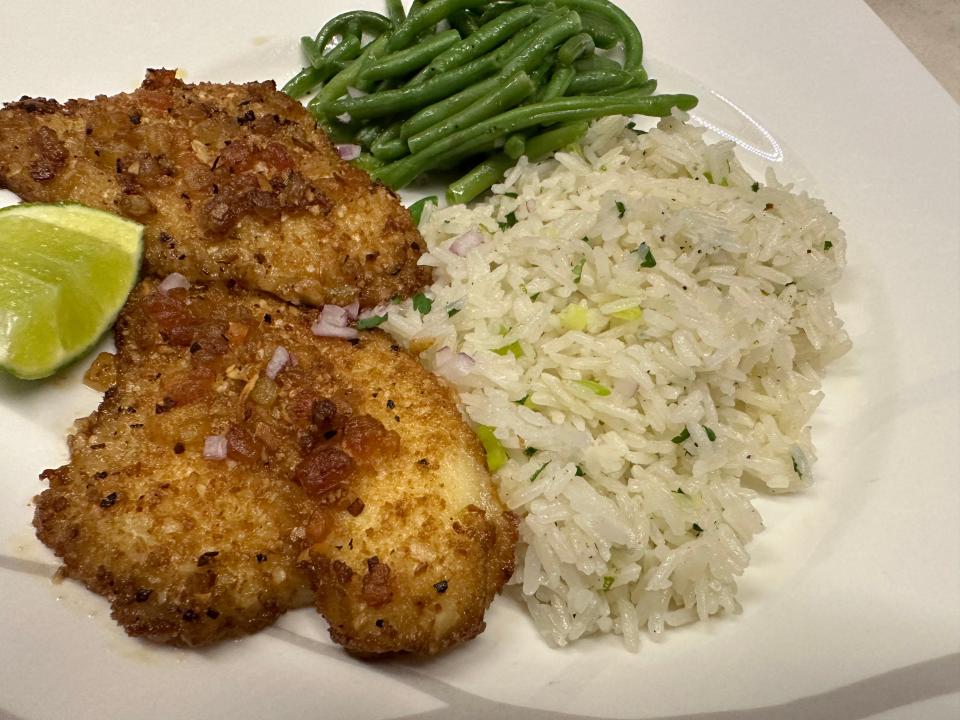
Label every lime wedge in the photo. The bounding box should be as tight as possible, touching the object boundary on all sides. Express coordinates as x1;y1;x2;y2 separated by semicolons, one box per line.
0;203;143;379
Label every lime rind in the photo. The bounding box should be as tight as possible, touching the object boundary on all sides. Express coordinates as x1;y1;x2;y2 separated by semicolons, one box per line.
0;203;144;379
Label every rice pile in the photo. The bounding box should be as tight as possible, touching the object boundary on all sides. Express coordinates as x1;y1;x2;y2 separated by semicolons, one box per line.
383;114;851;650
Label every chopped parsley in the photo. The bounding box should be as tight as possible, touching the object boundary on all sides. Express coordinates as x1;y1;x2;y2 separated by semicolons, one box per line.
575;465;585;477
601;575;615;591
751;181;760;192
356;314;387;329
503;192;518;199
529;462;550;482
523;446;538;456
824;240;833;251
407;195;438;225
529;292;541;301
792;456;801;476
635;242;656;268
412;293;433;315
576;379;611;396
703;171;714;184
616;200;626;218
573;257;586;283
672;428;690;444
447;306;461;317
692;523;704;536
704;426;717;442
498;211;518;230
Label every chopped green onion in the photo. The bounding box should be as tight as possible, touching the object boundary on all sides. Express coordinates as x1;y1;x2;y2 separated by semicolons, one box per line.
616;200;626;218
407;196;438;225
575;379;611;396
559;304;588;331
356;314;388;329
412;293;433;315
610;305;643;321
476;425;508;473
635;243;656;268
601;575;615;591
493;340;523;358
672;427;690;444
573;257;586;283
529;461;550;482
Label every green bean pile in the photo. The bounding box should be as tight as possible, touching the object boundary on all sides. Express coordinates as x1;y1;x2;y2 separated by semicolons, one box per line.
284;0;697;203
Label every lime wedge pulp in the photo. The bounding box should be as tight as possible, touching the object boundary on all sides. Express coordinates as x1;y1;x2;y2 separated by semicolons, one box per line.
0;203;143;379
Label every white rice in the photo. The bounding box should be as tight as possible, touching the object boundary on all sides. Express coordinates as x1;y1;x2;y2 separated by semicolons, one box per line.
384;115;851;650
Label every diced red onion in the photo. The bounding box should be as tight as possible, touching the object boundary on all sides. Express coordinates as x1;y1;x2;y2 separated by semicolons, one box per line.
359;303;390;320
203;435;228;460
346;86;367;98
158;272;190;293
265;345;290;380
613;377;639;398
312;305;358;339
434;346;475;381
335;112;352;124
449;228;483;257
336;144;361;161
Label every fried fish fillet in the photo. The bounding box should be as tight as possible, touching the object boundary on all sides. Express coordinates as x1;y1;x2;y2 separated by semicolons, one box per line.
34;279;516;652
0;69;428;307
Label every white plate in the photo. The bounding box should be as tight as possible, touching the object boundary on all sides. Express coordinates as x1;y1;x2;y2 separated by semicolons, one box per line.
1;1;958;718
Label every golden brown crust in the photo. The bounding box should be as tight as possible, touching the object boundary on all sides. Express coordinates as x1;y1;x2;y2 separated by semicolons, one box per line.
0;69;430;307
34;280;516;652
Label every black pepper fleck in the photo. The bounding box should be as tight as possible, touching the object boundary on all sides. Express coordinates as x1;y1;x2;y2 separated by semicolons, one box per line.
386;399;395;410
256;553;267;563
182;610;199;622
206;608;220;619
100;492;118;508
433;580;449;594
135;589;152;602
173;442;185;454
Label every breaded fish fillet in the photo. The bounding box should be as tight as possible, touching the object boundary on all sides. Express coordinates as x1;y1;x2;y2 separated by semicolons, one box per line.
0;69;428;307
34;279;516;652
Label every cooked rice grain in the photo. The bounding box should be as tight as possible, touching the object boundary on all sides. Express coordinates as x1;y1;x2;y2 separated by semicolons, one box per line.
384;115;851;650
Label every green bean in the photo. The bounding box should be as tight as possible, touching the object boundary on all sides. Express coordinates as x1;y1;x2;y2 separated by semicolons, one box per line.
517;0;642;69
308;34;361;71
478;2;520;24
327;54;500;120
407;70;537;154
362;29;462;82
579;11;620;49
498;9;581;76
566;68;633;94
386;0;406;24
504;134;526;159
489;9;570;67
558;32;595;66
537;65;575;101
449;9;482;36
446;153;516;204
313;11;393;52
373;93;698;188
312;34;391;114
354;124;384;149
414;5;539;84
352;153;386;173
573;54;621;72
371;123;410;161
400;76;500;139
612;78;657;96
282;66;326;99
524;120;589;160
388;0;489;52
